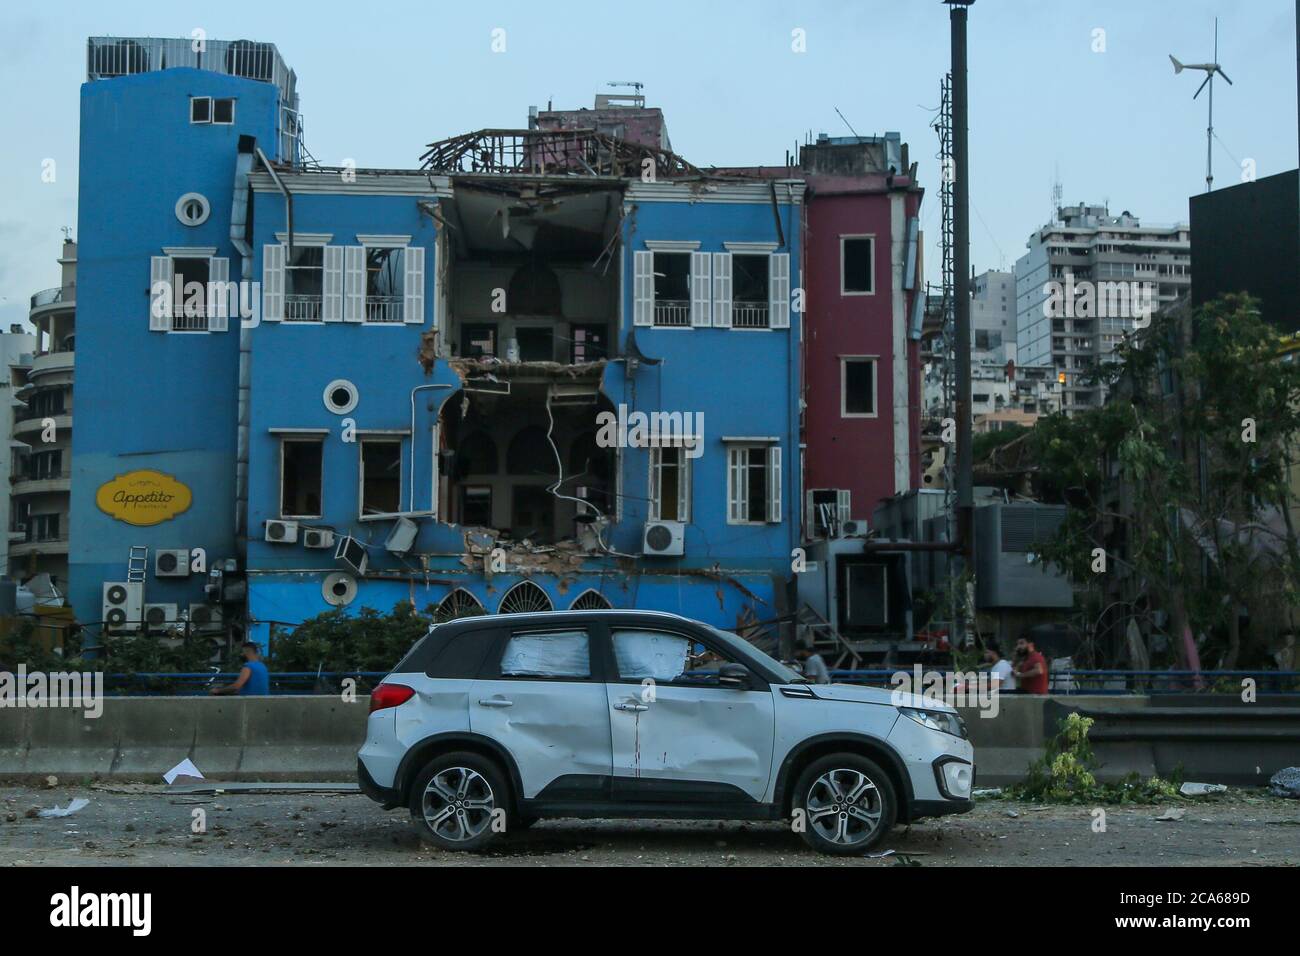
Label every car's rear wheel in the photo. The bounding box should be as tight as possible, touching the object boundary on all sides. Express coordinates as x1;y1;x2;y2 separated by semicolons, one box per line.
409;751;511;851
793;754;896;855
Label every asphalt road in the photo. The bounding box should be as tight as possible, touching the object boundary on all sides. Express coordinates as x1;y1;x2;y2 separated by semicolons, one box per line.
2;784;1297;866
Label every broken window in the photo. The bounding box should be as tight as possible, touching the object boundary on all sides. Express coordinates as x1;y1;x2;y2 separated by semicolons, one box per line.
732;254;770;328
653;252;691;326
360;438;402;517
726;443;781;525
499;629;589;678
649;446;690;522
842;358;877;416
515;327;554;362
365;247;405;323
459;485;493;526
285;246;324;321
841;236;874;295
570;324;607;363
461;323;497;358
511;486;554;541
281;437;324;518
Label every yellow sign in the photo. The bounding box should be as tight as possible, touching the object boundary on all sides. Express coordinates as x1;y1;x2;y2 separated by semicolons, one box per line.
96;470;193;526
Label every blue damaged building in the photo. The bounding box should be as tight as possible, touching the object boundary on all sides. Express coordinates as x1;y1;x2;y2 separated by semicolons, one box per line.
68;38;804;652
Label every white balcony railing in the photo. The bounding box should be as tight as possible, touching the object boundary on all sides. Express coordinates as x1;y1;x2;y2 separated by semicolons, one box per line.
284;295;323;322
732;302;769;328
171;305;209;332
365;296;405;324
653;300;690;327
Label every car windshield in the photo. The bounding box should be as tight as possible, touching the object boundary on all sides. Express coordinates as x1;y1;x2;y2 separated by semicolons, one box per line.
704;624;805;685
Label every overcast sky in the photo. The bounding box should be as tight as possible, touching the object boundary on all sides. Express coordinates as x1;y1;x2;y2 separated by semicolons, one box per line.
1;0;1296;330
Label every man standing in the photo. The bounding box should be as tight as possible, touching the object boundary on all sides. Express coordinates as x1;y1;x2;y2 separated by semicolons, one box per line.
209;642;270;696
985;642;1015;692
1013;636;1049;695
793;645;832;684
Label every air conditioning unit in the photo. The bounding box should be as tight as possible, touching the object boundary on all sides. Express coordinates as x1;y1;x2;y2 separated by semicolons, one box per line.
641;520;685;557
302;527;335;549
806;489;851;538
384;517;418;555
334;534;368;575
188;603;224;632
264;519;299;544
839;518;869;538
973;504;1072;609
143;603;178;633
103;581;144;633
154;549;191;577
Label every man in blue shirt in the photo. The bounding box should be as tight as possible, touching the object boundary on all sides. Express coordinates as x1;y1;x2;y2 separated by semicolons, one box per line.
209;642;270;696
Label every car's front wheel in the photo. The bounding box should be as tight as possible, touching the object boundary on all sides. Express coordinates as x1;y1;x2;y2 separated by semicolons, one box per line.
793;754;896;855
409;751;512;851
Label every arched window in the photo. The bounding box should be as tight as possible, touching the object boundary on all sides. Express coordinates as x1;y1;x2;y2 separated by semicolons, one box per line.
456;431;499;476
499;580;553;614
435;588;485;622
570;589;611;611
506;425;552;476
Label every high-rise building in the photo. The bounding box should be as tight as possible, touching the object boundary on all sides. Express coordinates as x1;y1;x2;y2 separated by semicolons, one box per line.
1015;204;1190;414
9;239;75;590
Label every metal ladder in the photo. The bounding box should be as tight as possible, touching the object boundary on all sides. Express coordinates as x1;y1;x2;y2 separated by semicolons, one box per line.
127;546;149;583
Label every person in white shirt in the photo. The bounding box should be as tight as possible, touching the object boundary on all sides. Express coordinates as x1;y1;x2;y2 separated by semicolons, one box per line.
985;642;1015;692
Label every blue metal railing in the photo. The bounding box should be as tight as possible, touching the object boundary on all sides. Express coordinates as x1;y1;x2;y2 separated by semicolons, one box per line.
827;668;1300;695
98;671;389;696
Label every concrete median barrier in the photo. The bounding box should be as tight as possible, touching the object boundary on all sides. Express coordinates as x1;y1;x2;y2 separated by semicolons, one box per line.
1;693;1297;784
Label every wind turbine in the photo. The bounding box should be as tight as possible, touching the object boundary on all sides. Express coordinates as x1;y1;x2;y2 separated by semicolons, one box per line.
1171;18;1233;192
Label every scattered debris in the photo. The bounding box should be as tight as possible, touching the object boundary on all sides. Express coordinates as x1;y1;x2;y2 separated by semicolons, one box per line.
43;775;58;789
1268;767;1300;799
1154;808;1186;822
163;758;205;785
38;798;90;819
972;788;1003;798
1004;809;1020;818
867;849;896;859
1179;782;1227;797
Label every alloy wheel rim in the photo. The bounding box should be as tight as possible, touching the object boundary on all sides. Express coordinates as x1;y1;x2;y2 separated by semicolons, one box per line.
422;767;495;841
806;768;882;845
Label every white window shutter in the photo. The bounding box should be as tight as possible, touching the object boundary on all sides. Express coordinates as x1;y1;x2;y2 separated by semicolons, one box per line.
345;246;365;322
322;246;343;322
404;246;425;324
262;244;284;322
712;252;732;327
728;447;744;523
208;257;230;331
633;251;653;326
767;444;782;523
680;453;692;524
690;251;711;327
837;489;852;524
150;256;173;331
648;447;661;521
770;253;790;328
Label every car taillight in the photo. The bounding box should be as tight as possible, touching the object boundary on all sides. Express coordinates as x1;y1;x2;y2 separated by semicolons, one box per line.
369;683;415;713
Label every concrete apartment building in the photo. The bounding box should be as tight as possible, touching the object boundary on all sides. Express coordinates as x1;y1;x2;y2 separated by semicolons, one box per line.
9;239;76;589
972;269;1015;357
1015;204;1191;414
2;324;38;578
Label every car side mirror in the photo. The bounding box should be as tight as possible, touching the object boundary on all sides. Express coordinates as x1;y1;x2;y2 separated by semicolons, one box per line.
718;662;752;689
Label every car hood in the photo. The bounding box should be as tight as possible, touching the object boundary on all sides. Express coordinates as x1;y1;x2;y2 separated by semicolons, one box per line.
794;682;957;713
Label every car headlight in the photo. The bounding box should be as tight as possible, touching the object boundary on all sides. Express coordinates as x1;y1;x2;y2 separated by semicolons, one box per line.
899;706;966;738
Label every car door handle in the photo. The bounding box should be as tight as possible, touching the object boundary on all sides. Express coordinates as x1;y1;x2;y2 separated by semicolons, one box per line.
477;698;514;708
613;702;649;713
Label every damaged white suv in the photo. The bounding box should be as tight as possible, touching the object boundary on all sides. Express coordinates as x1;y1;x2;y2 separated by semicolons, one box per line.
358;609;974;855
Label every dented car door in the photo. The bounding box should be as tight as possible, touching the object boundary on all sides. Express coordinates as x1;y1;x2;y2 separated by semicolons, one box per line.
603;626;775;803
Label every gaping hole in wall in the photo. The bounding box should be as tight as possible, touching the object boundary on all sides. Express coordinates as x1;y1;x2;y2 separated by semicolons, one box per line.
437;378;616;547
442;182;622;365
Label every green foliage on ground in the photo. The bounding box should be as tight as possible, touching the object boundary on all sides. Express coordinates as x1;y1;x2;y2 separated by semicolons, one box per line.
1007;712;1183;805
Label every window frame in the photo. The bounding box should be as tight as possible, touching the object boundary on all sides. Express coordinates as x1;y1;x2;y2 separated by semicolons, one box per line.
840;355;879;419
212;97;235;125
648;445;692;523
357;436;405;520
606;626;770;691
190;96;212;124
725;441;780;526
168;254;213;333
840;234;876;296
487;627;598;683
279;435;325;520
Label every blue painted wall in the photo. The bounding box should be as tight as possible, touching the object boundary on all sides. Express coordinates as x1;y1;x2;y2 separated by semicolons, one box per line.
69;69;282;633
